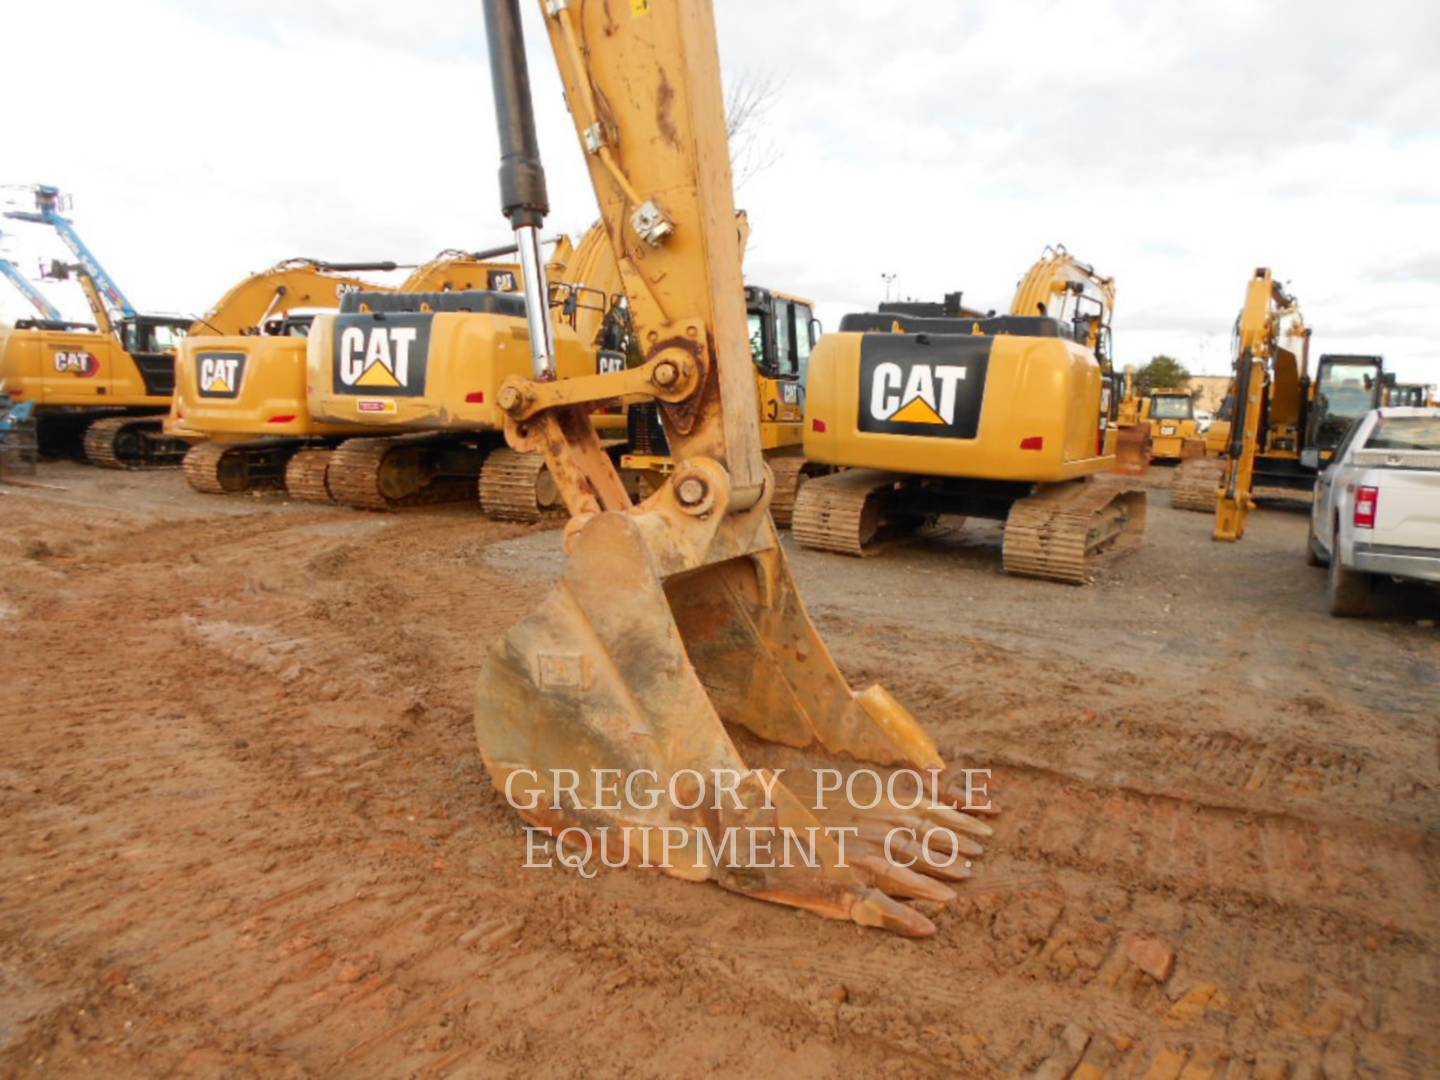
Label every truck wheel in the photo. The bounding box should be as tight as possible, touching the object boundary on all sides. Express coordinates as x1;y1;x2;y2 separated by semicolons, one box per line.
1305;524;1328;567
1327;524;1374;617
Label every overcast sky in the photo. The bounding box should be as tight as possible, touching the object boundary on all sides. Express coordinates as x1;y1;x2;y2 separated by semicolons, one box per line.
2;0;1436;383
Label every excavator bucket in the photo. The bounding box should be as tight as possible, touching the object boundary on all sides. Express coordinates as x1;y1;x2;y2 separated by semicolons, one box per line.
1113;423;1152;475
476;463;986;935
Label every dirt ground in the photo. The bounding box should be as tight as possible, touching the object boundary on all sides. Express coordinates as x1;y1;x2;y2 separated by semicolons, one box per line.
0;462;1436;1078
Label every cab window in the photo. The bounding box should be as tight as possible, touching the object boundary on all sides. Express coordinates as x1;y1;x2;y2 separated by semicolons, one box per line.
748;312;766;368
792;302;813;382
147;323;188;353
1316;362;1379;421
774;301;795;378
1150;395;1192;421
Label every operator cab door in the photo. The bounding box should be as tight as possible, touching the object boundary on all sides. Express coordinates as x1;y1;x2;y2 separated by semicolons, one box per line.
121;317;185;398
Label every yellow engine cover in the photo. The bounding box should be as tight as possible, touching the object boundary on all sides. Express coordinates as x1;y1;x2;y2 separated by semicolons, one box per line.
803;328;1112;482
167;335;358;441
306;309;596;431
0;325;168;408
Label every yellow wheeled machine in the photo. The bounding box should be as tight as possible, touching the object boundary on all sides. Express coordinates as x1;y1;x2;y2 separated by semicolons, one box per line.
470;0;987;936
794;247;1145;583
1140;387;1203;462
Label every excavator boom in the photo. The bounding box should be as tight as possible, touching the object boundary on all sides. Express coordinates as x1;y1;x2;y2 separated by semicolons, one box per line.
194;259;401;336
472;0;983;936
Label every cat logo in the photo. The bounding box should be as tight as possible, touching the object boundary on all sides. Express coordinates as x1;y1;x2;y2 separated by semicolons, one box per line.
857;338;988;439
488;270;518;292
597;351;625;375
870;363;967;424
197;351;246;399
53;351;99;378
332;313;431;398
780;382;800;405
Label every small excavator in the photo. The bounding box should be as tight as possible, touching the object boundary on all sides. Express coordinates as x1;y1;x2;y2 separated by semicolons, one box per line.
1;185;194;465
792;245;1145;583
1171;269;1311;526
1171;269;1387;540
472;0;985;936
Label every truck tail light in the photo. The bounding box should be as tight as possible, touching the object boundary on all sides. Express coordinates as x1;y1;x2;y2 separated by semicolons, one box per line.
1354;486;1378;529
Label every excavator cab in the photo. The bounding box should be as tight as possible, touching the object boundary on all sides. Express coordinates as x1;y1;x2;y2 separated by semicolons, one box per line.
746;286;814;422
118;315;189;393
747;286;816;381
1307;354;1384;458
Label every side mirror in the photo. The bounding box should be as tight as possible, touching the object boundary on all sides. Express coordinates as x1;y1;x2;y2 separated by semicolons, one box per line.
1300;449;1321;470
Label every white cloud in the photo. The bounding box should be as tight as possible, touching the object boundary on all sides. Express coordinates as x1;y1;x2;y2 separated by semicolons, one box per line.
1;0;1435;387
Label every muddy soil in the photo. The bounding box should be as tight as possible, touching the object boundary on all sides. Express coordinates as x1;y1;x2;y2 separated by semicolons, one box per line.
0;463;1435;1078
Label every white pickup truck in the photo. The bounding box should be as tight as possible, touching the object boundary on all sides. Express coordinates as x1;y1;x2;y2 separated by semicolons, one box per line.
1307;407;1440;616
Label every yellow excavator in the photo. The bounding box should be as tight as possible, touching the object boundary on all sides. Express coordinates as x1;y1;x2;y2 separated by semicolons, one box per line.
1171;270;1309;524
472;0;986;936
1171;269;1387;539
303;256;606;514
171;247;550;503
0;266;194;467
792;245;1145;583
0;184;194;465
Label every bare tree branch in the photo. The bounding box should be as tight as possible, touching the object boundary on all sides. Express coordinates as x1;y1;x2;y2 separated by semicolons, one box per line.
725;71;786;190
